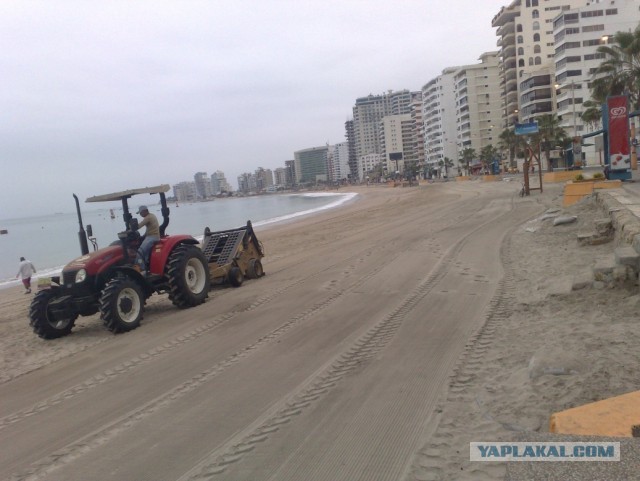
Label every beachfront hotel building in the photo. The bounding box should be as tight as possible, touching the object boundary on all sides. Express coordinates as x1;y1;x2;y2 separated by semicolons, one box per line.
454;51;503;156
293;146;329;184
553;0;640;139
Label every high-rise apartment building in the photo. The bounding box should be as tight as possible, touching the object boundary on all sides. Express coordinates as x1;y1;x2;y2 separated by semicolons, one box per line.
194;172;213;199
344;120;357;180
173;181;197;202
455;51;503;154
211;170;231;194
284;160;295;187
553;0;640;137
352;90;420;166
492;0;590;128
254;167;274;192
379;114;414;174
329;142;350;182
422;67;459;172
274;167;287;188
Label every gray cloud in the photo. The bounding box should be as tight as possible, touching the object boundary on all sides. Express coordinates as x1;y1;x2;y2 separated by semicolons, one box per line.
0;0;505;218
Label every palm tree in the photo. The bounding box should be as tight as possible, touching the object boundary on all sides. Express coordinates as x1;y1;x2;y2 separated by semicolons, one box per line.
498;128;520;169
443;157;454;178
581;99;603;131
592;26;640;110
531;114;569;172
480;144;499;174
461;147;476;176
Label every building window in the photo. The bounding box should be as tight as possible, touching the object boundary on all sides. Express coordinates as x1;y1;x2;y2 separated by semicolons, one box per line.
518;35;524;44
533;33;540;42
533;21;540;30
519;59;525;67
532;9;539;18
517;24;523;32
534;45;541;53
518;47;524;55
529;57;534;66
535;56;542;65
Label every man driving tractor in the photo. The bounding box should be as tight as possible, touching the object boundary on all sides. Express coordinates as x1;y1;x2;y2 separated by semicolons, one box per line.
135;205;160;273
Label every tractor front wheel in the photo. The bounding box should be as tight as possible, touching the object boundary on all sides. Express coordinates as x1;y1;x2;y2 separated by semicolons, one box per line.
29;289;77;339
167;245;210;308
100;277;144;333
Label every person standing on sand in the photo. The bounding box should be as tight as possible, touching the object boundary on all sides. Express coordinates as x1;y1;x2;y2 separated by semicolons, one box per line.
16;257;36;294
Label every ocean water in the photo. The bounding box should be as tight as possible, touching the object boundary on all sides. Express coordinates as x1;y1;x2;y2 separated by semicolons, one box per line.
0;192;357;289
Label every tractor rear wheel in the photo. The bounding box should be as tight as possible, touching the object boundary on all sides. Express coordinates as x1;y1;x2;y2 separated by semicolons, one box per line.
29;289;77;339
246;258;264;279
100;277;144;333
167;244;210;308
228;266;244;287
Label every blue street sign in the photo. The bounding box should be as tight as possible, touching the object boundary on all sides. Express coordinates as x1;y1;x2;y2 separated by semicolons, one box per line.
515;122;539;135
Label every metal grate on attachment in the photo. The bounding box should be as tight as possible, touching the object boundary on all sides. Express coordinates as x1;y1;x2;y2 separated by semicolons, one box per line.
202;229;246;265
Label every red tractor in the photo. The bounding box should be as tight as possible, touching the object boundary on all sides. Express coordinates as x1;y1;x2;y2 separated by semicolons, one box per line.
29;185;210;339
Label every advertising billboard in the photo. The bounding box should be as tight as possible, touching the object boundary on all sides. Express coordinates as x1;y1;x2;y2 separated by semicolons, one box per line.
607;95;630;171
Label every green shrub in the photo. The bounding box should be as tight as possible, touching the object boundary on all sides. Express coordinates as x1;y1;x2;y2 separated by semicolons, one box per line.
592;172;604;180
574;174;585;181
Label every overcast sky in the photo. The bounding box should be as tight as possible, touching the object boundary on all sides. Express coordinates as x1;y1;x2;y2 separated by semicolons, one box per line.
1;0;507;218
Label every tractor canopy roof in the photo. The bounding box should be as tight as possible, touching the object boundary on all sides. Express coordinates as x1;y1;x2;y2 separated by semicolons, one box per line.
86;185;170;203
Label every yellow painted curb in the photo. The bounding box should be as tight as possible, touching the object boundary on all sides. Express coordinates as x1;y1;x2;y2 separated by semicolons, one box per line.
456;176;471;182
482;175;500;182
594;180;622;189
550;390;640;437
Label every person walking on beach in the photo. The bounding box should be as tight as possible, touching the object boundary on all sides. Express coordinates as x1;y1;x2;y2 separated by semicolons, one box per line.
16;257;36;294
134;205;160;273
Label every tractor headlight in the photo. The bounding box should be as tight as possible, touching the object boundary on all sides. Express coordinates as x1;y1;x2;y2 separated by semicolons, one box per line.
75;269;87;284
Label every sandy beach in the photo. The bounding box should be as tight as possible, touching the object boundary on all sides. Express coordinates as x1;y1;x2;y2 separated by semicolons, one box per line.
1;181;638;480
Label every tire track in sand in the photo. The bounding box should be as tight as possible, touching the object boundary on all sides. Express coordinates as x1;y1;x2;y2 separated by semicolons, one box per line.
176;199;519;481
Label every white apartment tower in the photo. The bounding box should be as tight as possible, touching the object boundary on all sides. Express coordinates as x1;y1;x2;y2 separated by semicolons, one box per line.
211;170;231;194
329;142;350;182
352;90;420;164
421;67;459;172
380;114;413;174
553;0;640;136
454;51;503;154
492;0;590;127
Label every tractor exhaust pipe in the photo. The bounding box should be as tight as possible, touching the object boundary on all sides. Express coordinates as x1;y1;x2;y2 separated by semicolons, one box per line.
73;194;89;255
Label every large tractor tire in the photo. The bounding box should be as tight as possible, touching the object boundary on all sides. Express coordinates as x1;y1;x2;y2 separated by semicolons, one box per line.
246;258;264;279
167;244;210;308
100;277;144;333
29;289;77;339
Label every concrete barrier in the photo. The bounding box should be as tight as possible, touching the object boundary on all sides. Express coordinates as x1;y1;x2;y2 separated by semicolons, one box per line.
563;180;622;206
544;171;579;183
